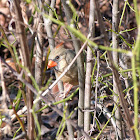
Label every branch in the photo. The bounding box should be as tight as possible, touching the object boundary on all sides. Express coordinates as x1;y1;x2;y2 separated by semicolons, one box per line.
13;0;34;139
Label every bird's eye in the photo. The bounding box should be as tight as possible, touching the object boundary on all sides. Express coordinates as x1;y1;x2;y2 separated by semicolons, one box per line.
55;56;59;60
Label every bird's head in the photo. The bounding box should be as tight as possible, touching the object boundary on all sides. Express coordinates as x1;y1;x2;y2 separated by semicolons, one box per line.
47;42;67;71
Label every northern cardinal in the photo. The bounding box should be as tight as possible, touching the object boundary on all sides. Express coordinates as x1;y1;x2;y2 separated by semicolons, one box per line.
48;43;78;86
47;43;78;97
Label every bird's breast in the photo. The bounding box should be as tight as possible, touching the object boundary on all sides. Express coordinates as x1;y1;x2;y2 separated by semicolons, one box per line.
55;68;78;86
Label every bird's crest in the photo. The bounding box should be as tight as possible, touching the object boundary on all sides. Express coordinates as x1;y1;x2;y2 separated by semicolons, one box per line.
56;42;64;49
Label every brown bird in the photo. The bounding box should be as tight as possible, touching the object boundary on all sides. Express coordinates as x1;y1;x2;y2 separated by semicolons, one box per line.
48;43;78;86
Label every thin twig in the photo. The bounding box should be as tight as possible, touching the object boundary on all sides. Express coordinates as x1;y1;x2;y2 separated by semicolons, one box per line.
93;51;100;129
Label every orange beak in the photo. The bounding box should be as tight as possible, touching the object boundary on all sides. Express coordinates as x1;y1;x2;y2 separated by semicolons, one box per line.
47;60;57;68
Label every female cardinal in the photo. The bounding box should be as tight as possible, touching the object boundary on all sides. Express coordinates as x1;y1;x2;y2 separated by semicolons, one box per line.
47;43;78;86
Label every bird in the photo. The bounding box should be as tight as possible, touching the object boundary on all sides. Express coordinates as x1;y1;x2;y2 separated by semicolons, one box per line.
47;43;78;86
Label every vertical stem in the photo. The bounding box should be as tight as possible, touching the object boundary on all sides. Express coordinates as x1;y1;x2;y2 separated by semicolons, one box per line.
34;13;43;140
84;0;95;135
13;0;34;139
43;0;56;50
93;51;99;129
112;0;123;139
132;1;140;138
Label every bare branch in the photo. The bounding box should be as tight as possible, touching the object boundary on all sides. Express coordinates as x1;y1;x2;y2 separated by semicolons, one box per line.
84;0;95;135
13;0;34;139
